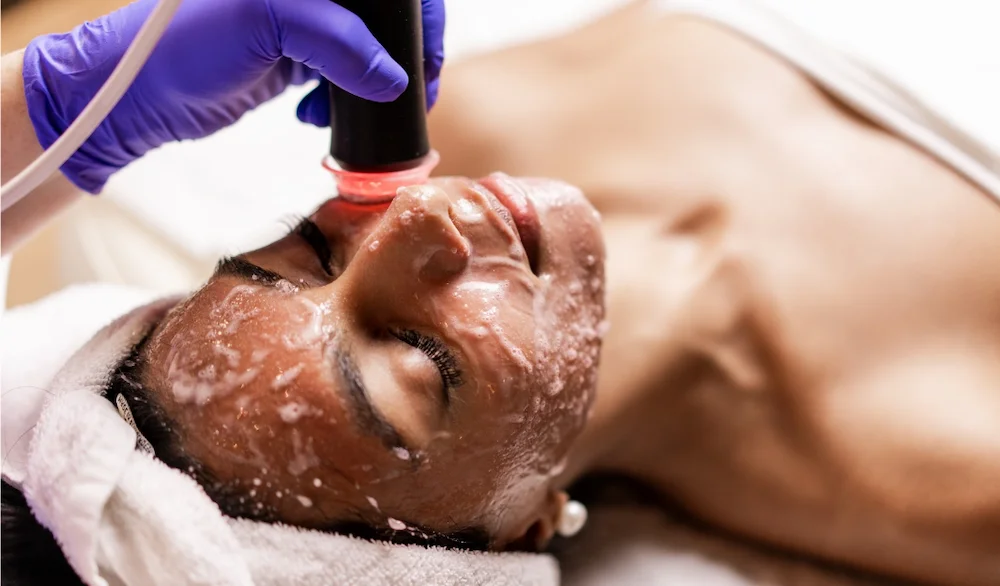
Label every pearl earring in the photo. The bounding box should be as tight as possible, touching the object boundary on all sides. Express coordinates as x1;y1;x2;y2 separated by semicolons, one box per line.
556;500;588;537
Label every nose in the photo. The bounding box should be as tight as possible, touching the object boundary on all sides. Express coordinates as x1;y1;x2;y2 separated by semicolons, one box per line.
340;183;472;306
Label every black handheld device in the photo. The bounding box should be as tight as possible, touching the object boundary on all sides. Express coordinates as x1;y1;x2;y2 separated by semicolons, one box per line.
328;0;430;173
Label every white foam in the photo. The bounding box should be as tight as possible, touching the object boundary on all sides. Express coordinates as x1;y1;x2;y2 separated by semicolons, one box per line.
272;364;304;390
275;280;300;294
491;324;532;372
278;401;313;423
167;339;261;405
211;343;241;367
287;430;320;476
295;298;325;345
453;197;485;223
221;285;257;305
223;308;259;335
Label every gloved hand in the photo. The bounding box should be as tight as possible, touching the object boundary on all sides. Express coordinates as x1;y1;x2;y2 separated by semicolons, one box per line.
23;0;445;193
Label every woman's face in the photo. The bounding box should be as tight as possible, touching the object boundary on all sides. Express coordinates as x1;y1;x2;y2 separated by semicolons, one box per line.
142;174;606;546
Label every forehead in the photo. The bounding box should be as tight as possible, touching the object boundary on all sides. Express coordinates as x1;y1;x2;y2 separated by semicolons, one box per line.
144;279;330;408
142;282;405;512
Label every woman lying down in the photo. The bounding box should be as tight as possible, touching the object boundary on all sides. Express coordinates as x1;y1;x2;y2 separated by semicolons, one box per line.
4;1;1000;585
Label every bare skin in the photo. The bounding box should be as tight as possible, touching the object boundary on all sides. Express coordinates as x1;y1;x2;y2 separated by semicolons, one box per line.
17;2;990;584
429;4;1000;585
141;175;606;548
0;51;80;252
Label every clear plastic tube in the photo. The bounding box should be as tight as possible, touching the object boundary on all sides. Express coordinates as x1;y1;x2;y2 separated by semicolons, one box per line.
0;0;184;212
323;149;440;204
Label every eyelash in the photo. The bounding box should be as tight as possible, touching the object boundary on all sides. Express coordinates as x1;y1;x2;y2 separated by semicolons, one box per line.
290;217;334;276
393;329;464;394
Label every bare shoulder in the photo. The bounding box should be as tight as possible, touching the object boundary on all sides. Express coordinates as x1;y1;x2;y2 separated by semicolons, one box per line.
812;344;1000;519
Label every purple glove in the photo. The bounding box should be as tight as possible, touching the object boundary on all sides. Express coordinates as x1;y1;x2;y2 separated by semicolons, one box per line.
23;0;445;193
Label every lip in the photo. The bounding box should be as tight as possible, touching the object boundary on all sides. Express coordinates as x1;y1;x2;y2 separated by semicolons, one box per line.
479;175;541;273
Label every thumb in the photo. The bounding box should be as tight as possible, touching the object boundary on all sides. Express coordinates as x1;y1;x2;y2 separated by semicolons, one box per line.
297;82;331;127
269;0;408;102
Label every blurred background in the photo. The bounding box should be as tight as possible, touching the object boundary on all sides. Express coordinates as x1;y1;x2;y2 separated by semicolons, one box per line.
3;0;999;309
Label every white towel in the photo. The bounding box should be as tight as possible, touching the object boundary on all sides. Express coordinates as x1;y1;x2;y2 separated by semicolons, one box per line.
1;285;558;586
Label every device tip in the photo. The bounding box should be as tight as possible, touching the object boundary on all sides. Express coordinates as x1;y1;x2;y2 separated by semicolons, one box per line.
323;150;440;204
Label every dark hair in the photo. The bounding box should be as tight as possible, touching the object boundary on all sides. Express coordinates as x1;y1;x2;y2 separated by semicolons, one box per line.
1;479;82;585
2;339;489;585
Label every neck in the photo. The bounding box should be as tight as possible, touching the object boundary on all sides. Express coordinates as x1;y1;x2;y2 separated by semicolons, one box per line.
556;211;729;486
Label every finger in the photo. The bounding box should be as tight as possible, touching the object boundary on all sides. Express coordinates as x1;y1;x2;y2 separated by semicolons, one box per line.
426;77;440;111
421;0;446;86
296;82;331;127
288;61;321;87
270;0;408;102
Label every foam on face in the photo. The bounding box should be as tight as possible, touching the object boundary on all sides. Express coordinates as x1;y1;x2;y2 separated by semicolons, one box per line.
504;178;606;480
287;429;320;476
272;364;304;390
278;401;316;423
453;197;486;224
164;286;279;406
281;298;329;351
154;173;607;533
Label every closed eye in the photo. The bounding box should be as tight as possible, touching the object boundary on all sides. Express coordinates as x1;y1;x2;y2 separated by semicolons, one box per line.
393;329;464;405
291;218;334;276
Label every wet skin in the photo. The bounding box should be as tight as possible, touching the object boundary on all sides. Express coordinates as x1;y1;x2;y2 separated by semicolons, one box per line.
141;175;606;546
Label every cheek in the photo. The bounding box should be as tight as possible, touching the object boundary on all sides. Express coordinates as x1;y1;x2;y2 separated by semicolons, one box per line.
439;279;538;386
481;282;604;481
523;286;603;464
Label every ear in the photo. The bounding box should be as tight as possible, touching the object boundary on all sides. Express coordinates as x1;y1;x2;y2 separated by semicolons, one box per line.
504;490;568;552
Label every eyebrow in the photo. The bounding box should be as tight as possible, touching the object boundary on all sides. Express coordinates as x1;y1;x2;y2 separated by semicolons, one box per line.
215;256;285;285
334;347;407;452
